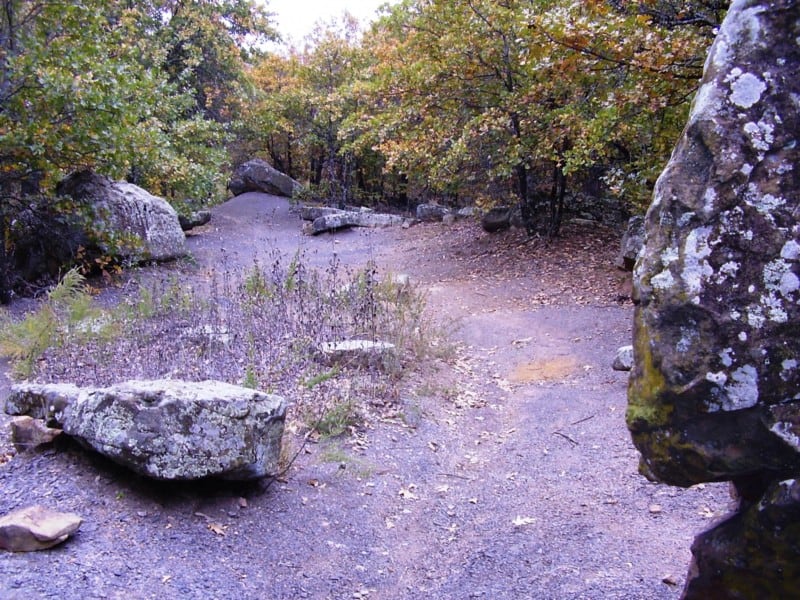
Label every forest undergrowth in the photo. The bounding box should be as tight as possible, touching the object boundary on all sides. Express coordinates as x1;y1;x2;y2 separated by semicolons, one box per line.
0;247;452;441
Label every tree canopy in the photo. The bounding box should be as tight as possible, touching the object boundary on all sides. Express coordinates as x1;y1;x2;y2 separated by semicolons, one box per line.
0;0;726;297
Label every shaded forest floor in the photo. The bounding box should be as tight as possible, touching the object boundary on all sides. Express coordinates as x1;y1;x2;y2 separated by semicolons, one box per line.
0;194;730;599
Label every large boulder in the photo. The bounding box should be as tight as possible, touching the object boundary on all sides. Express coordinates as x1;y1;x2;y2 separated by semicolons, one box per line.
5;380;287;481
228;159;302;197
57;170;186;262
627;1;800;596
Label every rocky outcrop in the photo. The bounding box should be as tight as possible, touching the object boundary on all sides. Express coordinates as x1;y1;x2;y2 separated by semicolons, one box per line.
0;506;82;552
627;1;800;596
228;159;302;197
5;380;287;481
57;170;186;262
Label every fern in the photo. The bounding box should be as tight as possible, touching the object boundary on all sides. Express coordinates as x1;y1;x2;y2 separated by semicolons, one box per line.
0;268;104;378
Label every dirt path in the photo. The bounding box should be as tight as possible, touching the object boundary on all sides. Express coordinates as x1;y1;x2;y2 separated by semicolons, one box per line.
0;193;730;599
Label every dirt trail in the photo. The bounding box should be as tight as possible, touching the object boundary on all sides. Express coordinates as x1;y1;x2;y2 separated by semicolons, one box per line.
0;193;730;599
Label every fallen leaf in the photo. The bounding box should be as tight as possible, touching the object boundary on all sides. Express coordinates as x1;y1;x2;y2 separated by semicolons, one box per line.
208;522;227;536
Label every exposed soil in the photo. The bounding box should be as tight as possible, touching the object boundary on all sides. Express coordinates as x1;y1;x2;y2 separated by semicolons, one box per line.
0;193;731;599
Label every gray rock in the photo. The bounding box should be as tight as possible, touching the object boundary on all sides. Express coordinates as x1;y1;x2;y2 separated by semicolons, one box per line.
57;170;186;262
626;1;800;595
5;380;287;481
612;345;633;372
228;159;302;197
619;216;645;271
178;210;211;231
481;206;512;233
456;207;476;218
416;203;451;222
0;505;82;552
310;212;404;234
317;340;399;373
300;205;345;221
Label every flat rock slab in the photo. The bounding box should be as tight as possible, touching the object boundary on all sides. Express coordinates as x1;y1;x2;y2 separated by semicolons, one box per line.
317;340;399;372
0;505;82;552
310;212;405;235
5;380;287;481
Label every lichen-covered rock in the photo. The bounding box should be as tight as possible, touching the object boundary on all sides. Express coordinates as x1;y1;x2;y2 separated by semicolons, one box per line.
628;0;800;488
627;1;800;596
57;170;186;262
309;211;404;234
5;380;287;481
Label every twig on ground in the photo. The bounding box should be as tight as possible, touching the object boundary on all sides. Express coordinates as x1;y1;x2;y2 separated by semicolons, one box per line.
553;430;579;446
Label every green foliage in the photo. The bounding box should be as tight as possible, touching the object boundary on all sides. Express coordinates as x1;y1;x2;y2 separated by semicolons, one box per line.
309;398;358;438
0;268;114;377
237;0;721;226
3;251;446;437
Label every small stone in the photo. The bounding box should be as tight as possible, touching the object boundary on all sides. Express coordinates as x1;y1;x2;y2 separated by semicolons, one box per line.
649;504;663;514
612;345;634;371
10;416;62;451
662;575;679;586
0;505;82;552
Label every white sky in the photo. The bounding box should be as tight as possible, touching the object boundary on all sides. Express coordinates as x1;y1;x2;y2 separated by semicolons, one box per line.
265;0;392;44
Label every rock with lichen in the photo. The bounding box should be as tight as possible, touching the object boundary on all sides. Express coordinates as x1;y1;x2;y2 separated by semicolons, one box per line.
627;0;800;596
5;380;287;481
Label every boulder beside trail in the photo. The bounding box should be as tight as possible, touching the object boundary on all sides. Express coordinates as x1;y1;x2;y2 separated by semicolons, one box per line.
57;170;186;263
5;380;287;481
309;212;405;234
627;1;800;596
228;159;302;197
416;203;451;222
